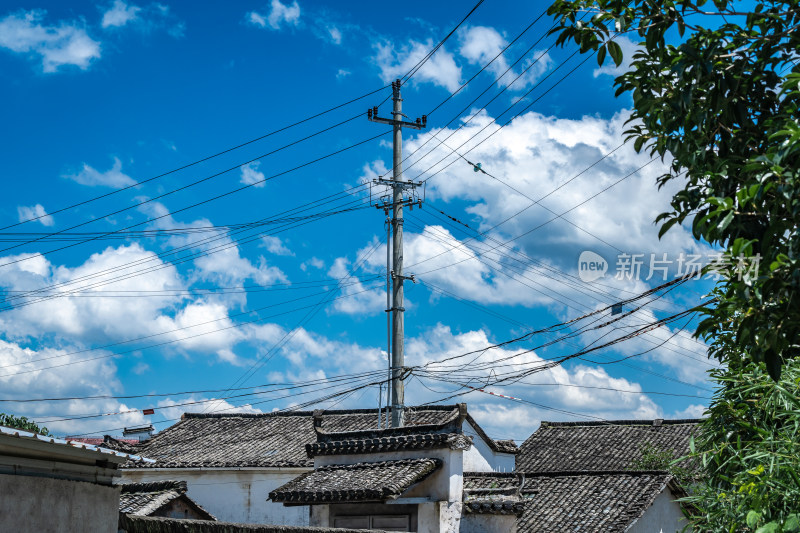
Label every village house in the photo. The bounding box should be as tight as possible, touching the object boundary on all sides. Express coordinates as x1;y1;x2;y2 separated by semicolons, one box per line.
268;404;520;532
117;404;516;529
108;408;700;532
511;418;701;532
0;424;151;533
119;480;216;520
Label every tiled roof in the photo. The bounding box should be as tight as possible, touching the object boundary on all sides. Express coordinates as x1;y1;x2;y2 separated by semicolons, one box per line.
517;471;678;532
0;425;152;464
269;458;442;504
517;419;700;472
125;405;507;469
307;430;473;457
119;480;214;520
463;473;525;516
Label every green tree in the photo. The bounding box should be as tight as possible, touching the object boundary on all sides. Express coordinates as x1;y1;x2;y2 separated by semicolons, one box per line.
683;361;800;531
546;0;800;379
0;412;51;436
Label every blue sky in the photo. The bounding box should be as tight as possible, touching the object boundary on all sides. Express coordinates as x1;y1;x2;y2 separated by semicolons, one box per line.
0;0;718;441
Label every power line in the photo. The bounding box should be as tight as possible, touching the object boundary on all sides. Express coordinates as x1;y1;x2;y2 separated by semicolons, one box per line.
4;87;390;232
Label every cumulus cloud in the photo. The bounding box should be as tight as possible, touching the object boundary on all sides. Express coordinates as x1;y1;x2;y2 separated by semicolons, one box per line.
0;338;148;435
0;10;101;73
63;157;136;188
327;26;341;44
248;0;300;30
101;0;141;28
239;161;265;188
326;256;384;315
17;204;54;227
459;26;552;90
136;201;288;302
396;109;708;269
261;236;293;256
374;39;461;92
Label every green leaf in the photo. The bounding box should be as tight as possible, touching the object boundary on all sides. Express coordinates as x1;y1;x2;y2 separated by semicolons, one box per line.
747;510;760;528
785;514;800;532
607;40;623;66
755;522;780;533
597;43;607;66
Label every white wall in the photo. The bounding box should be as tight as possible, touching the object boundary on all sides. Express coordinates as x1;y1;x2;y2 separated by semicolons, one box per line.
460;513;517;533
315;447;463;503
463;422;516;473
627;490;685;533
0;474;120;533
121;468;310;526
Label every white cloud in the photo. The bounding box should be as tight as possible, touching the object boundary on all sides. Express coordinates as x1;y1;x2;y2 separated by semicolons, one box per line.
239;161;265;188
261;236;293;256
326;256;384;315
301;257;324;271
248;11;267;27
248;0;300;30
374;39;461;92
0;244;185;342
0;10;101;73
458;26;552;90
156;395;262;421
671;403;707;419
101;0;141;28
17;204;53;227
397;109;707;267
327;26;341;44
336;68;350;80
0;338;147;435
64;157;136;188
136;201;288;303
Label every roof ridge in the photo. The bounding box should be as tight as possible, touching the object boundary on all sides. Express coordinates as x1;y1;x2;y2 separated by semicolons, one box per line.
119;480;187;493
464;471;518;477
539;418;702;427
182;404;460;420
519;469;672;477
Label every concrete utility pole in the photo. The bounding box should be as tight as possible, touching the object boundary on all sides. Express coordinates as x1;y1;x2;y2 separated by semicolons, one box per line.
368;79;426;427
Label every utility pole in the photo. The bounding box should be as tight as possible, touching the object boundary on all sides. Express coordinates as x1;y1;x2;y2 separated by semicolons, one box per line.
368;79;426;427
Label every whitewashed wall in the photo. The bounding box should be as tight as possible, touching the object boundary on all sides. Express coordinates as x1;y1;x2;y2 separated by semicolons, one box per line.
462;421;516;472
628;489;685;533
121;468;311;525
460;513;517;533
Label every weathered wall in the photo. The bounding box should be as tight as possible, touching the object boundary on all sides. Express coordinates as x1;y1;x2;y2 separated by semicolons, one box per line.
627;490;685;533
462;422;515;473
459;513;516;533
119;514;386;532
0;473;120;533
122;468;310;526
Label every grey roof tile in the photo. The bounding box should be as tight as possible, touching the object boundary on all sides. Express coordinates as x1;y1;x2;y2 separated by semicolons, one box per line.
119;480;215;520
125;405;508;469
517;471;676;532
517;419;700;472
463;473;525;516
269;458;442;504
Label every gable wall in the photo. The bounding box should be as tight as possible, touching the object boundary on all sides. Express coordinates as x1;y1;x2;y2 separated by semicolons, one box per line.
463;421;515;473
121;468;310;526
626;490;685;533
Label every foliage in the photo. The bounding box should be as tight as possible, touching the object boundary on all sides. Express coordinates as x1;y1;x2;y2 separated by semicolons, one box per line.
682;361;800;532
629;442;694;486
546;0;800;379
0;412;51;436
